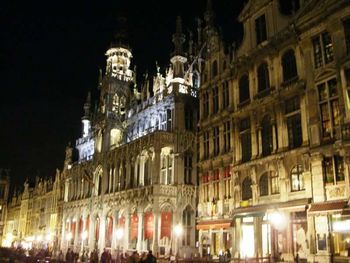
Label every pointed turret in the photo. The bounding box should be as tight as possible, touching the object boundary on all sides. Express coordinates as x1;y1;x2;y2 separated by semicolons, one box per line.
172;16;185;56
82;92;91;138
204;0;215;27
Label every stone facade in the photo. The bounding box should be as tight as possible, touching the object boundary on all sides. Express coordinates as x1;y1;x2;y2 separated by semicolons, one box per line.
197;0;350;262
60;16;199;259
3;171;63;250
0;170;10;246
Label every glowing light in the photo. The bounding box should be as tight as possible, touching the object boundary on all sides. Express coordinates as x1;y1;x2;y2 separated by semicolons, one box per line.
36;235;43;242
45;233;52;242
269;211;287;230
81;231;88;240
240;224;254;257
174;224;183;237
66;232;73;241
115;228;124;240
333;220;350;232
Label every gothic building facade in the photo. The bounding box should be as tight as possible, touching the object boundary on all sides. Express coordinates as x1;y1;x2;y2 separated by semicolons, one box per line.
0;170;10;246
197;0;350;262
60;17;198;258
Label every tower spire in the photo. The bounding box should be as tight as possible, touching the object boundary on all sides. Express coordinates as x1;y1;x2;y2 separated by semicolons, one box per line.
83;92;91;119
172;16;185;56
204;0;215;27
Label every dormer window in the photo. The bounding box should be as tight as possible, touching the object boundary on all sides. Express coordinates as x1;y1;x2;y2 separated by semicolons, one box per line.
255;14;267;45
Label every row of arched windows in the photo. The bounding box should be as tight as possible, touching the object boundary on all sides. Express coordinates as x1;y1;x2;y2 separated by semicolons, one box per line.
241;166;304;201
238;49;298;104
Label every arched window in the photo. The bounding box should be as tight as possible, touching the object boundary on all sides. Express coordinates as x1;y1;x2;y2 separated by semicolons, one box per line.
212;60;218;77
290;165;304;191
259;173;269;196
261;116;273;156
282;49;298;82
182;206;194;246
239;75;250;104
257;63;270;93
242;177;252;201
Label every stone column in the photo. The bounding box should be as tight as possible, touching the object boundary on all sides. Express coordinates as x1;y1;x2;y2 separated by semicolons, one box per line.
257;126;262;157
271;119;277;152
152;148;161;185
251;114;258;159
311;153;326;202
137;211;144;251
152;210;160;255
124;213;130;251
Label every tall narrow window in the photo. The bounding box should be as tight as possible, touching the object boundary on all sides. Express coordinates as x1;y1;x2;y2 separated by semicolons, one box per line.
270;171;280;194
242;177;252;201
182;207;193;246
166;109;172;132
223;167;231;199
313;32;334;68
222;81;230;109
203;131;210;159
291;165;304;191
213;126;220;156
255;14;267;45
239;75;250;104
323;155;344;185
212;169;220;202
223;121;231;153
345;68;350;104
282;49;298;82
318;78;340;139
257;63;270;94
343;18;350;54
202;173;209;202
261;116;273;156
240;118;252;162
259;173;269;196
285;96;302;149
213;86;219;114
185;106;193;130
184;153;192;184
203;92;209;118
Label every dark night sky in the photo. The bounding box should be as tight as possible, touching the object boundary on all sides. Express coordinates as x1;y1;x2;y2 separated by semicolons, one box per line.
0;1;246;189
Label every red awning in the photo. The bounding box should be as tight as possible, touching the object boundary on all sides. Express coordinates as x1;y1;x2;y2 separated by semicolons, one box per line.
308;200;347;214
196;219;233;230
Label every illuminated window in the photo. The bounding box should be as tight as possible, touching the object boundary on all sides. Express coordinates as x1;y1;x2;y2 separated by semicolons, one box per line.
222;81;229;109
318;78;340;139
255;14;267;45
313;32;334;68
223;121;231;153
291;165;304;191
213;126;220;156
161;155;173;185
323;155;344;185
223;167;231;199
240;118;252;162
239;75;250;104
212;169;220;202
261;115;273;156
257;63;270;94
259;174;269;196
282;49;298;83
202;173;210;202
285;96;302;149
242;176;252;201
213;86;219;114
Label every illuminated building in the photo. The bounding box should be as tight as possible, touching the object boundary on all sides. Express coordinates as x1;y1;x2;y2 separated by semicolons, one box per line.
0;170;10;246
197;0;350;262
3;171;63;250
60;16;198;258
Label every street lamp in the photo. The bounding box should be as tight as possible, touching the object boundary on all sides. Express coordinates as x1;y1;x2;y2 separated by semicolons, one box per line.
174;224;183;258
115;228;124;263
269;210;287;230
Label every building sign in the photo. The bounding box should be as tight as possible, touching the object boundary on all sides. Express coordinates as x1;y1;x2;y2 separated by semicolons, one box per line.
144;212;154;240
161;212;172;239
130;214;138;240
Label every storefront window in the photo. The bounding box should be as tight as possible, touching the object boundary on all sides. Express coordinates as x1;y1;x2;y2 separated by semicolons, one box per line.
332;216;350;256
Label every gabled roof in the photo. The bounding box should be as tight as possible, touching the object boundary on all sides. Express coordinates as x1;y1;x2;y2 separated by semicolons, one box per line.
238;0;272;22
